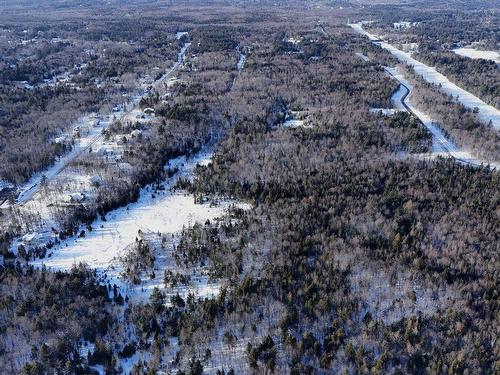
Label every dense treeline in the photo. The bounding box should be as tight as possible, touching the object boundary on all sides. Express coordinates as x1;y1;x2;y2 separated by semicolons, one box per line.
0;84;105;183
354;35;499;163
190;26;238;54
365;4;499;50
185;108;499;374
107;16;499;373
0;264;114;374
163;16;498;373
0;23;241;256
403;66;500;161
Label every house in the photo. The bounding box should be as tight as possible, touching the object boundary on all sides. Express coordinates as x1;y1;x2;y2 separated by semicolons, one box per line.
22;232;39;244
96;147;114;156
65;192;85;203
143;107;155;115
402;43;419;53
130;129;142;137
70;193;85;202
394;21;420;30
54;136;67;144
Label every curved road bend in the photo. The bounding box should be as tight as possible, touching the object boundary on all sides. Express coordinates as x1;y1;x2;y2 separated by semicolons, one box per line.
384;67;498;169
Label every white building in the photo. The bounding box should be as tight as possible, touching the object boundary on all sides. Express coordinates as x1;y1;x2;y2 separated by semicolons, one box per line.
394;21;419;30
130;129;142;137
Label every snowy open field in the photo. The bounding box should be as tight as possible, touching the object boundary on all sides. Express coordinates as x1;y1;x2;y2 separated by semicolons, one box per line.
7;32;251;304
11;32;250;303
350;23;500;129
29;151;249;300
281;110;311;128
453;48;500;64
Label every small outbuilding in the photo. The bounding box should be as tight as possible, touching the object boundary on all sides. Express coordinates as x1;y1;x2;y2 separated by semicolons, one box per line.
130;129;142;137
67;193;86;203
54;136;67;144
22;233;39;244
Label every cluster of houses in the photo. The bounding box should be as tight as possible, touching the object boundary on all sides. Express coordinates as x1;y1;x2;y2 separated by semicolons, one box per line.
393;21;420;30
60;175;102;204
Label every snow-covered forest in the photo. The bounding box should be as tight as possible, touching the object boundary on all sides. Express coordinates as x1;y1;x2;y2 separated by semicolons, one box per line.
0;1;499;374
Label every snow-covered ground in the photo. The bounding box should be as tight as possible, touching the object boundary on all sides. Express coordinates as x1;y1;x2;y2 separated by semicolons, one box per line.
390;83;409;111
15;114;115;204
236;45;246;71
130;231;228;304
369;108;399;116
350;23;500;129
22;147;251;310
453;48;500;64
281;111;311;128
29;151;247;297
176;31;188;40
282;119;305;128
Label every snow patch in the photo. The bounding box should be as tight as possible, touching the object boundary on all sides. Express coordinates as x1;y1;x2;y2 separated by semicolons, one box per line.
369;108;399;116
176;31;188;40
453;48;500;64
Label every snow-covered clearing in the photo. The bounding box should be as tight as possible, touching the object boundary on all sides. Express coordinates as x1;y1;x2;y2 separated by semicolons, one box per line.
176;31;188;40
281;111;312;128
13;32;251;300
282;118;306;128
124;231;227;304
236;45;246;71
349;23;500;129
453;48;500;64
29;151;247;300
370;108;399;116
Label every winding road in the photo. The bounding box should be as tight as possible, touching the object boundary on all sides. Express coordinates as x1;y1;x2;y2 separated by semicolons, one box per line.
385;67;498;168
350;22;500;129
349;23;498;168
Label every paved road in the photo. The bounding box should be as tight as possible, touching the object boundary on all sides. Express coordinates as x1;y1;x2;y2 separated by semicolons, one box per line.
385;67;498;169
350;22;500;129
